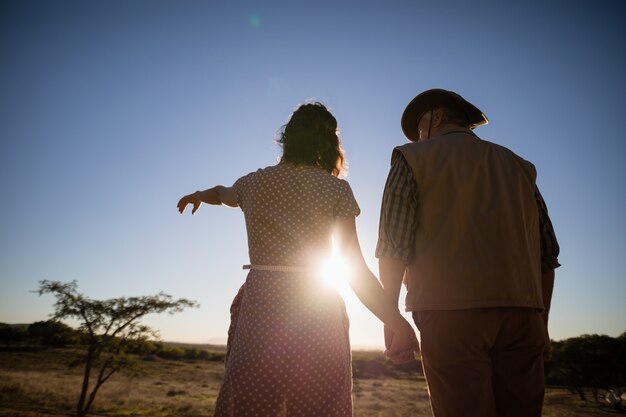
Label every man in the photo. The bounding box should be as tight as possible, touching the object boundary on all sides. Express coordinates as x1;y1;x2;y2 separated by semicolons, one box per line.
377;89;560;417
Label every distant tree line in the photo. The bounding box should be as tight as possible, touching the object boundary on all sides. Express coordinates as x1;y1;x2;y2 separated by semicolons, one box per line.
545;332;626;403
0;320;224;362
1;321;78;347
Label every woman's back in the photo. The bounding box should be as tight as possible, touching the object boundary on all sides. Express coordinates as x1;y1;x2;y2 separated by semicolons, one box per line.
235;162;359;267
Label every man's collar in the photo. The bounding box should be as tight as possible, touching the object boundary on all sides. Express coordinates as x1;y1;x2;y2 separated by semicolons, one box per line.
434;125;474;137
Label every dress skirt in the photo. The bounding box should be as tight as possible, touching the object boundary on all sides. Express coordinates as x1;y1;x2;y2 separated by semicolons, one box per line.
214;270;353;417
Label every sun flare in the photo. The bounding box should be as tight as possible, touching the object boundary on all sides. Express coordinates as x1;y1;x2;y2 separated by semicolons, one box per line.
319;242;352;291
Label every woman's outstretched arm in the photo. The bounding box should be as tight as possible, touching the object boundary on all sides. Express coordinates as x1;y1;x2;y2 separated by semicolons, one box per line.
334;217;419;362
177;186;238;214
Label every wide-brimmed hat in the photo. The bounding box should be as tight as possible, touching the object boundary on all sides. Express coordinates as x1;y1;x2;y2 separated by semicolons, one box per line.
401;89;488;141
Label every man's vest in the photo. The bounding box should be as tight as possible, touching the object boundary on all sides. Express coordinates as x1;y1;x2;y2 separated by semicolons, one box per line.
395;131;543;311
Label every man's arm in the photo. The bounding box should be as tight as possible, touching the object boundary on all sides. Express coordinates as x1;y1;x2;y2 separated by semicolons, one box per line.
541;268;555;325
535;186;561;273
379;256;408;350
379;257;406;307
534;186;560;321
534;185;560;361
375;151;419;355
376;151;417;303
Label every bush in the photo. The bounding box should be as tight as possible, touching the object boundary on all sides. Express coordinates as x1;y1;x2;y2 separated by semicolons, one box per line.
546;333;626;402
126;338;160;356
0;323;28;343
27;320;79;347
351;351;422;379
152;346;225;362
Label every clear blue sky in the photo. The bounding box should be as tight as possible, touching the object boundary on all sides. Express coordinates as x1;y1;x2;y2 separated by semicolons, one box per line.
1;0;625;348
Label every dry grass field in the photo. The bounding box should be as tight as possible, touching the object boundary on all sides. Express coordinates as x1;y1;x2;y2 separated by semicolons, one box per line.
0;347;623;417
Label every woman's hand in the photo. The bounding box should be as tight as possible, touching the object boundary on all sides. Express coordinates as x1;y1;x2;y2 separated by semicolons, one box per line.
177;192;202;215
177;186;238;213
384;320;420;364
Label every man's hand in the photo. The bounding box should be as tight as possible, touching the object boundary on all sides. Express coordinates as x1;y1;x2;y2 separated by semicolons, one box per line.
384;321;420;364
378;256;409;363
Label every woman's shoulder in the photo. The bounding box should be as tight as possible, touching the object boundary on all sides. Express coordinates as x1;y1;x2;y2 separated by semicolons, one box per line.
236;164;278;181
237;163;352;190
302;165;352;187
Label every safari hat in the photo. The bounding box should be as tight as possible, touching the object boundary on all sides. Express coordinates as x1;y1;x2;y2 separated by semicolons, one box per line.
401;89;488;141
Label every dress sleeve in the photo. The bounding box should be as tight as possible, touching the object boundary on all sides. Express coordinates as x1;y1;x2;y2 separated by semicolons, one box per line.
233;171;255;211
334;179;361;219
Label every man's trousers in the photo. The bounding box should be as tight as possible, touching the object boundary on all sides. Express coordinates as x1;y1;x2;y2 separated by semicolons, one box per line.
413;308;546;417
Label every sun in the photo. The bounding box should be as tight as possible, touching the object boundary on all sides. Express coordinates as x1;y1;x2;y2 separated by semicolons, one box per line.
319;241;352;291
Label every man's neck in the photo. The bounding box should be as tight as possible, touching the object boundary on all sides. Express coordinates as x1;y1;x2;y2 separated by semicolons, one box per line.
433;124;474;137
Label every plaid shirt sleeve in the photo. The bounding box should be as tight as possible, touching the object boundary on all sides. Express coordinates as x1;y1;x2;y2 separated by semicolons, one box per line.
535;186;561;271
375;151;418;263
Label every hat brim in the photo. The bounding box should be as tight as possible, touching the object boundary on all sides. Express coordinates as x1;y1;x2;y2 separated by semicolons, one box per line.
401;89;488;142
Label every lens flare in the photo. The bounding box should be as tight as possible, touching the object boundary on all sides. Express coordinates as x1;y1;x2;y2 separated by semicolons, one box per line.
249;14;261;28
319;242;352;290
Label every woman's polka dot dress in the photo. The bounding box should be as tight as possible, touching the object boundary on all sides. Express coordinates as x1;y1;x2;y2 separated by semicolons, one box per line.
214;162;361;417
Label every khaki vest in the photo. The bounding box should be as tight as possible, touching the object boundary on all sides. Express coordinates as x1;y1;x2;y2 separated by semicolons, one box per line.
395;132;543;311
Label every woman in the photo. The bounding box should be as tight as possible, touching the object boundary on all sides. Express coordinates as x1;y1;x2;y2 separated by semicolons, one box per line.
178;102;418;417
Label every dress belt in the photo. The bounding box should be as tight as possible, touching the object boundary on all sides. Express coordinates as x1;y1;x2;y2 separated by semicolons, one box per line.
243;264;311;273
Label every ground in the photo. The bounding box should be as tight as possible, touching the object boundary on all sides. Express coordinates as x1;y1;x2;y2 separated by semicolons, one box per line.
0;347;623;417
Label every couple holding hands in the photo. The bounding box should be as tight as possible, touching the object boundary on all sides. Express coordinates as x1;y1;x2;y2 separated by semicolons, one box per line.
178;88;560;417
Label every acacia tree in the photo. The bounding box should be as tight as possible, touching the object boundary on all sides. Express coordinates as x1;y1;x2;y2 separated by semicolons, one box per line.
36;280;198;417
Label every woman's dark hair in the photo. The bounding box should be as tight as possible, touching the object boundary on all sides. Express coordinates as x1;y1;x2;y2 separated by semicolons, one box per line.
278;102;345;177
